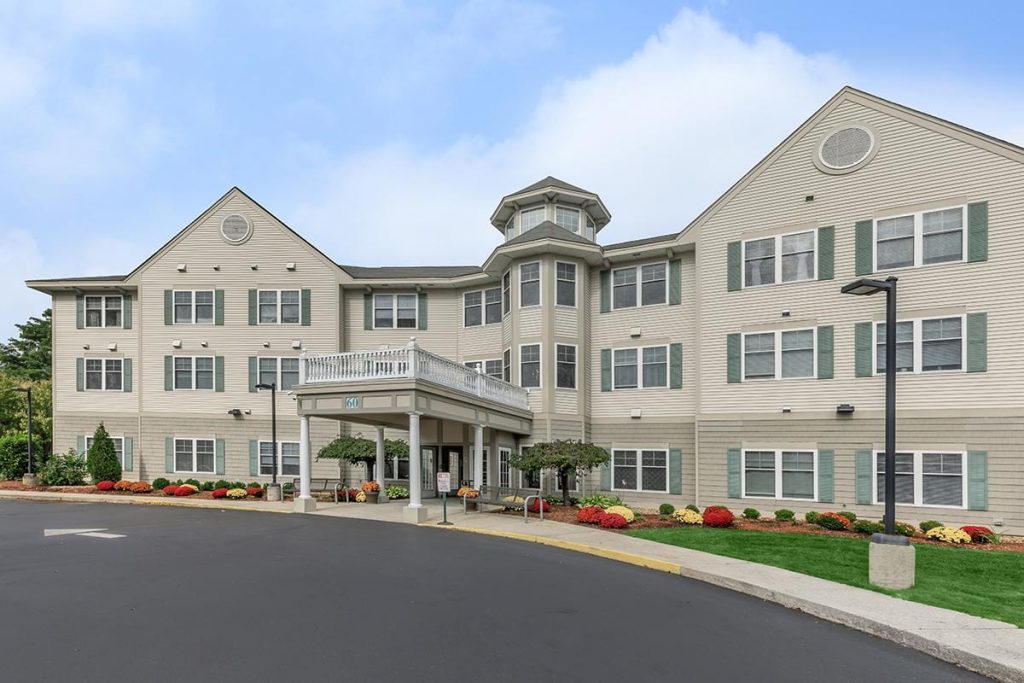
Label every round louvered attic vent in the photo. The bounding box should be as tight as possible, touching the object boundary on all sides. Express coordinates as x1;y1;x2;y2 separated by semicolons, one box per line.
221;214;252;244
816;125;876;173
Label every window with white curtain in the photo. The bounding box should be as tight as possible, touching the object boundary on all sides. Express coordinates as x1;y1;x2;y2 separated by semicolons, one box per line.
744;230;815;287
85;295;123;328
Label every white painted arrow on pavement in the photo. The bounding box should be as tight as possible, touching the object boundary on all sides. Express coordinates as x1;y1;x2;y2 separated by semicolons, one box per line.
44;528;125;538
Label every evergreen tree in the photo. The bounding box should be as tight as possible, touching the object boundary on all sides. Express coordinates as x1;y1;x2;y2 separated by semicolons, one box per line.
0;309;52;381
87;423;122;483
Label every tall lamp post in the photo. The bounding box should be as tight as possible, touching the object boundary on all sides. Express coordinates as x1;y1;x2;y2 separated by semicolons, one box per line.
12;387;33;485
841;275;914;589
254;382;281;500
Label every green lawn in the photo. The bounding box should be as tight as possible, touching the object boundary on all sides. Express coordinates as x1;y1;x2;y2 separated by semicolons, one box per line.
626;527;1024;628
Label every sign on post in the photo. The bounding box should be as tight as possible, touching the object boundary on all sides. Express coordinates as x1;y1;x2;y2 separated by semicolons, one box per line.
436;472;451;493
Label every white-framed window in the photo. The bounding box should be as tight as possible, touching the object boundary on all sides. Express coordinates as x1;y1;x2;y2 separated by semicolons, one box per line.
555;261;576;307
554;205;580;233
505;216;515;241
174;437;215;474
874;451;966;508
464;288;501;327
502;349;511;383
520;262;540;307
258;289;300;324
742;449;817;500
612;346;668;389
520;344;540;388
585;215;596;241
555;344;576;389
85;358;123;391
498;447;511;488
520;206;545;233
874;316;964;374
875;205;965;271
259;441;300;477
465;359;503;379
470;446;489;485
611;449;668;492
502;271;511;314
743;230;816;288
611;263;667;309
742;329;816;381
84;295;123;328
85;436;125;467
384;456;411;480
173;290;214;324
257;357;301;390
173;356;215;390
373;293;417;329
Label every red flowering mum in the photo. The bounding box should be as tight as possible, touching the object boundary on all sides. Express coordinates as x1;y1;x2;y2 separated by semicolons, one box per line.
599;512;628;529
162;485;179;496
173;486;196;497
212;488;228;499
246;486;263;497
527;498;551;513
702;506;735;528
960;525;996;543
576;505;605;524
95;480;115;491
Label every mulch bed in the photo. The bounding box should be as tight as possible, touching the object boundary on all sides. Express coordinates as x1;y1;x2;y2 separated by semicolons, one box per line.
496;504;1024;553
0;480;268;501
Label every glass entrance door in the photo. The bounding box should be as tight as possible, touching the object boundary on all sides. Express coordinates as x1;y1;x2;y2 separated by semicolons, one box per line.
443;447;464;487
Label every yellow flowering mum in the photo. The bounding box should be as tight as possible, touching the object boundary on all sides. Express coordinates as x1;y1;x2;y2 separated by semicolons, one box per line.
355;490;367;502
672;508;703;525
179;483;199;492
226;488;247;499
605;505;635;523
925;526;971;544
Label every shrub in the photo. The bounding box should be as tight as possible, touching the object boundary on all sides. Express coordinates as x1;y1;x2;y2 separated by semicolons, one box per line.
774;509;795;522
0;432;45;480
599;512;628;529
658;503;675;516
86;424;121;484
543;495;563;506
212;488;228;499
184;478;201;488
604;505;634;523
685;504;700;513
814;512;852;531
703;506;735;528
130;481;152;494
852;519;884;535
892;521;915;537
246;486;263;497
919;520;943;533
200;481;215;492
38;451;88;486
742;507;760;520
230;482;246;490
385;485;409;499
246;482;261;489
113;480;133;491
837;511;857;523
528;498;552;514
576;506;605;524
95;480;116;491
226;488;247;499
282;482;295;494
162;485;179;495
804;511;819;524
926;526;971;544
577;494;622;509
960;525;998;544
214;479;230;490
153;477;170;489
174;486;196;497
672;508;703;525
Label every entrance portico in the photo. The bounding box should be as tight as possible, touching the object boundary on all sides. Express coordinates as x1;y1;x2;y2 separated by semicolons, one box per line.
291;340;533;520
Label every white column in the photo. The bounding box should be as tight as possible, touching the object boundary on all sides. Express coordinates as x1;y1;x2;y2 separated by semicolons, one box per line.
295;414;315;512
473;424;484;489
408;412;422;508
375;425;386;498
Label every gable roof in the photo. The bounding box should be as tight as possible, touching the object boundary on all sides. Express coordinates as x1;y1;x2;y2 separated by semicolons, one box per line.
511;176;592;196
502;221;594;248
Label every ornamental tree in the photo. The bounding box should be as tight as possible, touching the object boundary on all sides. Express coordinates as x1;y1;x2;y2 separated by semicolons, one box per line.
317;435;409;480
509;440;610;506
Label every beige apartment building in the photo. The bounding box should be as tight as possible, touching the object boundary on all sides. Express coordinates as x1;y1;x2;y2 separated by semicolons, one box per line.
28;87;1023;530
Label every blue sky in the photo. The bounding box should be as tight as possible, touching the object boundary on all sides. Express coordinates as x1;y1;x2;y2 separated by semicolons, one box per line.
2;0;1023;339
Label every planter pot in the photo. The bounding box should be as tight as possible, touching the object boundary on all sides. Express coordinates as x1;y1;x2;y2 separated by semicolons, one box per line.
465;500;477;511
365;491;379;504
266;483;283;502
22;473;38;487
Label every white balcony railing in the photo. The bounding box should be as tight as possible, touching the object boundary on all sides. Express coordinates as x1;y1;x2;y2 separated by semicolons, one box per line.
299;339;530;412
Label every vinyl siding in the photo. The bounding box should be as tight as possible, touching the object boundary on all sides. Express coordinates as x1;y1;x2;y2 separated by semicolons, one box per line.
343;288;459;358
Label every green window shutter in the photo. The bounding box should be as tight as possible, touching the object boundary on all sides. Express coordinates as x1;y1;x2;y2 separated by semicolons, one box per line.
854;322;873;377
214;290;225;326
727;448;741;498
600;349;611;392
215;356;225;392
726;333;741;383
248;289;258;326
363;293;373;330
123;358;132;393
164;356;173;391
600;460;611;490
668;259;682;305
249;440;259;476
165;437;175;473
817;325;834;379
122;294;132;329
164;290;173;325
966;313;987;373
967;451;988;511
301;288;312;326
248;357;257;392
817;449;834;503
967;201;988;262
855;220;873;275
76;358;84;392
76;435;85;457
215;438;226;476
669;343;683;389
417;292;428;330
669;449;682;495
817;226;835;280
726;241;741;291
123;437;134;472
76;295;85;329
599;270;611;313
855;450;872;504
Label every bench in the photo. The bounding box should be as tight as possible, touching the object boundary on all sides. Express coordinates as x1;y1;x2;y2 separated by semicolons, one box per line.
291;478;347;503
461;485;545;522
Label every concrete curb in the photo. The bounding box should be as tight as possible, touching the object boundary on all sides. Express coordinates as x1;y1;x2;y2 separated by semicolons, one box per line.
0;490;293;514
435;523;1023;683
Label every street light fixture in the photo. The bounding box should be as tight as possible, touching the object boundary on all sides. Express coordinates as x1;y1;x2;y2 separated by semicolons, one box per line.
254;382;278;487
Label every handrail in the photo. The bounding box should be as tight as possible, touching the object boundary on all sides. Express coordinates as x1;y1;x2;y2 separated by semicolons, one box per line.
523;495;545;524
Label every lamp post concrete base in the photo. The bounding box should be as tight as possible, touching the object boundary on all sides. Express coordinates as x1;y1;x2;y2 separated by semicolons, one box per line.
266;483;282;502
403;505;430;524
22;473;38;487
869;533;915;590
293;496;316;513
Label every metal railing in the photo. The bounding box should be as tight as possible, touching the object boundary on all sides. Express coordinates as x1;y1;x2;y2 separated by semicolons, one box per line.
299;338;530;411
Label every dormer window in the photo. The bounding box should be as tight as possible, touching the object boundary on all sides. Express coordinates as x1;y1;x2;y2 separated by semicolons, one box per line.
555;206;580;233
505;217;515;241
520;206;545;233
585;215;596;241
